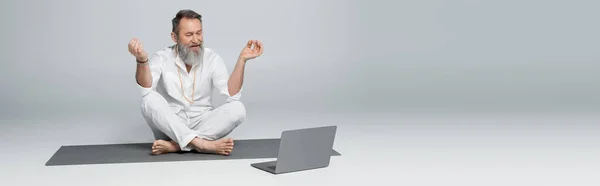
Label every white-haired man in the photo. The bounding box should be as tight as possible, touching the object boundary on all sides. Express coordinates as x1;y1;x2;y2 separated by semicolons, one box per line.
127;9;263;156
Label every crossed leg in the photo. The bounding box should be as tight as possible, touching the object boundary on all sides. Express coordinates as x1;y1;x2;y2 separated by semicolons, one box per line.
141;90;246;155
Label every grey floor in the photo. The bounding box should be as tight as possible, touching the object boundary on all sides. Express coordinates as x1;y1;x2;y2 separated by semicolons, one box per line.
1;112;599;186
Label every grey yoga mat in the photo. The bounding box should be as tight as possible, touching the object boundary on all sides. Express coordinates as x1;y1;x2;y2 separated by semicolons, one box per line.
45;138;341;166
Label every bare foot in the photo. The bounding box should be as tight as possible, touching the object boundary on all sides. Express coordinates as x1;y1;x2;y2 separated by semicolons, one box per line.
151;140;180;155
192;137;234;156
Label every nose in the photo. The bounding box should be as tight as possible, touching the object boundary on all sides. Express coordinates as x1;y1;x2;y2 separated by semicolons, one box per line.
192;35;200;44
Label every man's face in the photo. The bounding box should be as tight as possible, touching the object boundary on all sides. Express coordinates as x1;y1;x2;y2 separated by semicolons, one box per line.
174;17;203;65
176;17;203;52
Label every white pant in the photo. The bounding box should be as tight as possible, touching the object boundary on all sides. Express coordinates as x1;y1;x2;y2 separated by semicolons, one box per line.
140;90;246;151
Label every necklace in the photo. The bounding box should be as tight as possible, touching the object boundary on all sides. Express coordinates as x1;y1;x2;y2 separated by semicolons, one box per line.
177;66;197;104
175;45;197;105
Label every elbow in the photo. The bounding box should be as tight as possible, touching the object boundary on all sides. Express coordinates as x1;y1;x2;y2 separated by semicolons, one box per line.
228;89;239;96
137;79;152;88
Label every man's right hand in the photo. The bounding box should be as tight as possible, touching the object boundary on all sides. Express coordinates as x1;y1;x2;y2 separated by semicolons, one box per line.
128;38;148;62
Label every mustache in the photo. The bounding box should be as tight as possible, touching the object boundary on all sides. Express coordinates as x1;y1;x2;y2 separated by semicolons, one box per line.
177;43;203;53
181;42;202;48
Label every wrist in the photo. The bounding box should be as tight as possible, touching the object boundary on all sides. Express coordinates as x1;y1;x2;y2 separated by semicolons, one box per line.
136;58;148;63
237;57;247;63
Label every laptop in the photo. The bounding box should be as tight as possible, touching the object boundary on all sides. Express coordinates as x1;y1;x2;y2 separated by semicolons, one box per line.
251;125;337;174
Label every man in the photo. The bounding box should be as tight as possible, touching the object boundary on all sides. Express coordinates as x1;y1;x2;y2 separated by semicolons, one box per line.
127;9;263;156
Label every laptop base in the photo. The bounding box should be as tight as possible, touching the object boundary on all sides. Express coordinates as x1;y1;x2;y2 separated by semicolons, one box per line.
251;160;278;174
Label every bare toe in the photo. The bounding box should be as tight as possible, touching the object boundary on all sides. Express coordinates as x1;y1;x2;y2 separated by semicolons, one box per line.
193;138;236;156
151;140;180;155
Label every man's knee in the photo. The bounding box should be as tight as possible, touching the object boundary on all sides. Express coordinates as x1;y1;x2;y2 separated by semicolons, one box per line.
205;101;246;139
227;101;247;124
140;91;167;115
193;101;246;140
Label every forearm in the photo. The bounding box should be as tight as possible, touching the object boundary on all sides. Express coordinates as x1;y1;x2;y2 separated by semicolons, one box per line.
136;62;152;88
227;58;246;96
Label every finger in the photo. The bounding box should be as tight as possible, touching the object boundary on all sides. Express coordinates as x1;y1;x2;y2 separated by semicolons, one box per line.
246;40;252;48
249;40;255;51
128;39;135;53
132;40;139;54
257;40;263;54
134;39;141;48
128;39;135;49
135;42;142;56
129;38;136;48
132;46;139;56
138;43;144;55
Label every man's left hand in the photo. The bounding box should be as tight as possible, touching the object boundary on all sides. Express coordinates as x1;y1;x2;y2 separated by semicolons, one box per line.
239;40;263;62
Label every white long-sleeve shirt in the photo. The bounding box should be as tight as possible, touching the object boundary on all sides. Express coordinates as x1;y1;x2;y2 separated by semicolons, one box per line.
137;46;242;118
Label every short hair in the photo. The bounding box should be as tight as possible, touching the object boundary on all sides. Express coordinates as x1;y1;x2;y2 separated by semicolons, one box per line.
172;9;202;36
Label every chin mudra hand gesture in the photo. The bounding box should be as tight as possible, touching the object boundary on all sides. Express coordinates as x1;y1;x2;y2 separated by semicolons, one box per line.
128;38;148;62
238;40;263;62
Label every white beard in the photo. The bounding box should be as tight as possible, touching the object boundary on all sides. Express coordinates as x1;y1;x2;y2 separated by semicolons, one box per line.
177;43;203;66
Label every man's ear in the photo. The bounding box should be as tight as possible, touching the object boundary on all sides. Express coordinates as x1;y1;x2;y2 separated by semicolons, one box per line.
171;32;177;43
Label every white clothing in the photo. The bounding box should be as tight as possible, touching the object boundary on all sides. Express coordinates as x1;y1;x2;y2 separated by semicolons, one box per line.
141;90;246;151
138;46;246;151
138;46;242;117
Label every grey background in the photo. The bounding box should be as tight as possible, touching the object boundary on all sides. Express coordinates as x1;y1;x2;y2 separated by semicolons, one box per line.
1;0;599;120
1;1;599;185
